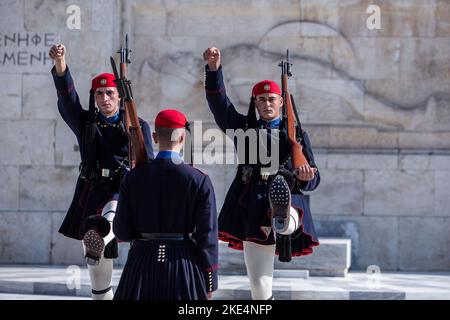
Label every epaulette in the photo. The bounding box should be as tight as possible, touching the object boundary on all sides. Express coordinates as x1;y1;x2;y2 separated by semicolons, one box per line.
192;166;208;176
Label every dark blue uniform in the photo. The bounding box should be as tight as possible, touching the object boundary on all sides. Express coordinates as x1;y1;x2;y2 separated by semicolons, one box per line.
113;151;218;300
205;66;320;257
51;66;154;257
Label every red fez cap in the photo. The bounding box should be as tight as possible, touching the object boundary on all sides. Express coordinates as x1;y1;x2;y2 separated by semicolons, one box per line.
252;80;281;97
155;109;188;129
91;73;117;91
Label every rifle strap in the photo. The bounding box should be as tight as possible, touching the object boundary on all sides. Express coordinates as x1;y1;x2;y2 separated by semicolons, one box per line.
290;94;306;144
81;89;99;180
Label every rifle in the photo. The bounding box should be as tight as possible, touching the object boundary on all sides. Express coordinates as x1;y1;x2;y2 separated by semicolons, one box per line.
110;34;148;168
278;49;309;169
276;49;310;263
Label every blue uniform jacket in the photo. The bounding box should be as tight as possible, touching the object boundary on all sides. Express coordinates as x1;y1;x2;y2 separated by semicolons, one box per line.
114;155;219;292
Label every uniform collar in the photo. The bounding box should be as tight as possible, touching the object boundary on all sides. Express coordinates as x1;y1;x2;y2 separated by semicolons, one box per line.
156;150;183;161
258;117;281;129
98;110;121;124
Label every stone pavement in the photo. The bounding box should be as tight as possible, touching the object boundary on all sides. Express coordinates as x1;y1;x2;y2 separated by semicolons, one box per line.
0;265;449;300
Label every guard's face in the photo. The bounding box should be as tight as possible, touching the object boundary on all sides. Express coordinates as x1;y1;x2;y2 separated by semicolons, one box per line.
255;93;283;121
95;87;120;117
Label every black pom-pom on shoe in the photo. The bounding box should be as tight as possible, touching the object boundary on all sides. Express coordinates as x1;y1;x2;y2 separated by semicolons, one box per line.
83;215;110;237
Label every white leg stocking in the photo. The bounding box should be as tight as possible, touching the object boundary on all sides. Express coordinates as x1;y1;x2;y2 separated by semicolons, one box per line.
101;200;117;246
82;243;114;300
243;241;276;300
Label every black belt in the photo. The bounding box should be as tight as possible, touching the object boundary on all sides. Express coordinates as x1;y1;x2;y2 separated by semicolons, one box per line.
139;233;192;241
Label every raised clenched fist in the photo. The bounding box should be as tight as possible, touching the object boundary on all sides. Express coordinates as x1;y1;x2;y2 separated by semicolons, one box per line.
203;47;221;71
49;44;67;76
49;44;66;61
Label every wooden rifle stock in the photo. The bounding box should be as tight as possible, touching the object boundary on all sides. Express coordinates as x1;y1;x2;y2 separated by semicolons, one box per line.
112;34;148;169
279;51;309;169
124;99;148;168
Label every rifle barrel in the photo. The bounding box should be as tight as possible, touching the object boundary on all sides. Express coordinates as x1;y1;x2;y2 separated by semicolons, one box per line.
110;57;119;79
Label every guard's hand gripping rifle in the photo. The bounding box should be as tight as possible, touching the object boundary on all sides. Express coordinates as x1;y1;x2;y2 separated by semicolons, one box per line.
279;49;309;169
110;34;148;169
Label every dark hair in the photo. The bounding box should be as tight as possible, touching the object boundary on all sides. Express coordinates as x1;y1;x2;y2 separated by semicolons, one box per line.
155;126;184;144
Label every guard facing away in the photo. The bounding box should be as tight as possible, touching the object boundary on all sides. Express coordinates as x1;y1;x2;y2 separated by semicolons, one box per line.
113;109;219;300
203;47;320;300
49;44;154;300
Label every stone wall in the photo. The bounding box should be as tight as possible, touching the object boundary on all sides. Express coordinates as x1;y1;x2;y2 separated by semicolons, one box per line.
1;0;449;271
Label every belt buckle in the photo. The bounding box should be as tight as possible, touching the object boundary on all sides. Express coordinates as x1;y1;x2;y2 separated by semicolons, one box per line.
101;168;110;178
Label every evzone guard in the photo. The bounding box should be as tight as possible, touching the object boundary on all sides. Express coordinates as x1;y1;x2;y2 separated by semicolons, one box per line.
49;43;154;300
203;47;320;300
